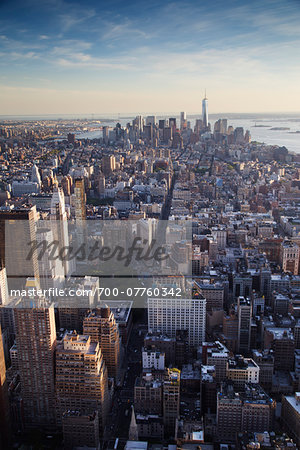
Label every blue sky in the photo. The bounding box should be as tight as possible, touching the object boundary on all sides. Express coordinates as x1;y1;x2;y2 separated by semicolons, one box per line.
0;0;300;114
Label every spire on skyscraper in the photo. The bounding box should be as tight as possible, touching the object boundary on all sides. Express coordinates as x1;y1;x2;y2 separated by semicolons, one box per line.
202;90;208;128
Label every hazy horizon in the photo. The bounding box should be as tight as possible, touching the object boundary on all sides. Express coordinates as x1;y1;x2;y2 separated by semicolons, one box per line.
1;111;300;120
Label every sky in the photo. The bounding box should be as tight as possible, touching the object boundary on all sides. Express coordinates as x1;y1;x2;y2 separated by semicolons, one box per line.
0;0;300;115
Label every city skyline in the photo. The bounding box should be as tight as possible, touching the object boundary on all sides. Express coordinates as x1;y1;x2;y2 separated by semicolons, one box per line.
0;0;300;115
1;71;300;445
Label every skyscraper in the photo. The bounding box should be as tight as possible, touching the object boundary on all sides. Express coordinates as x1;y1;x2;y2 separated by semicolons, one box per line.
31;163;41;186
0;207;40;289
0;323;10;448
97;172;106;198
83;308;121;379
163;368;180;437
102;155;116;176
50;186;74;277
14;298;57;430
147;295;206;347
0;267;8;306
146;115;156;126
74;178;86;223
202;91;208;128
56;331;110;433
35;227;64;291
102;126;109;144
74;178;86;245
237;296;252;353
180;111;187;130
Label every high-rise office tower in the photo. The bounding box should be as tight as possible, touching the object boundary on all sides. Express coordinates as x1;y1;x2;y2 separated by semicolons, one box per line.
163;368;180;437
35;227;64;291
98;172;106;198
143;124;153;143
234;127;244;143
146;115;156;126
233;273;252;298
102;155;116;176
0;267;12;350
147;295;206;347
14;299;57;430
163;126;173;143
196;281;224;312
244;129;251;143
214;119;227;135
31;163;41;186
74;178;86;245
0;267;8;306
264;328;295;371
51;186;66;219
83;308;121;379
220;118;227;134
0;323;10;448
159;119;166;129
61;175;71;196
202;91;208;128
74;178;86;223
180;111;187;130
169;118;176;133
133;115;143;131
102;126;109;144
56;331;110;433
50;186;74;277
237;296;252;353
294;320;300;349
195;119;204;134
0;206;40;289
58;276;99;331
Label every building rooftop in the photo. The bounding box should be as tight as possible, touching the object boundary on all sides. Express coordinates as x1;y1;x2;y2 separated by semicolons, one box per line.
135;376;162;389
204;341;230;357
106;300;133;323
219;382;273;405
267;327;294;340
181;364;201;380
227;356;258;370
58;331;98;355
201;365;215;382
125;442;148;450
284;393;300;414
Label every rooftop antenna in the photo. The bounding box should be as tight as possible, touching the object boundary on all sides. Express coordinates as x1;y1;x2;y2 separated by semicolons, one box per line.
205;88;207;99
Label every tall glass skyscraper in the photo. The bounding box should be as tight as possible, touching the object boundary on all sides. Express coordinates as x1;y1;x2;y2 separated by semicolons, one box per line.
202;91;208;128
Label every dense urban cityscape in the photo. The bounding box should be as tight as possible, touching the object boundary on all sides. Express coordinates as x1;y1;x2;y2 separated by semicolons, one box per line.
0;93;300;450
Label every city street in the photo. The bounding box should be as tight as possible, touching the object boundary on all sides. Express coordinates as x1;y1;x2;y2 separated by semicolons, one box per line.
103;319;145;448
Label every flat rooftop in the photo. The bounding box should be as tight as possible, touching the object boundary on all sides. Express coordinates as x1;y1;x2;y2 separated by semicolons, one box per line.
284;394;300;414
